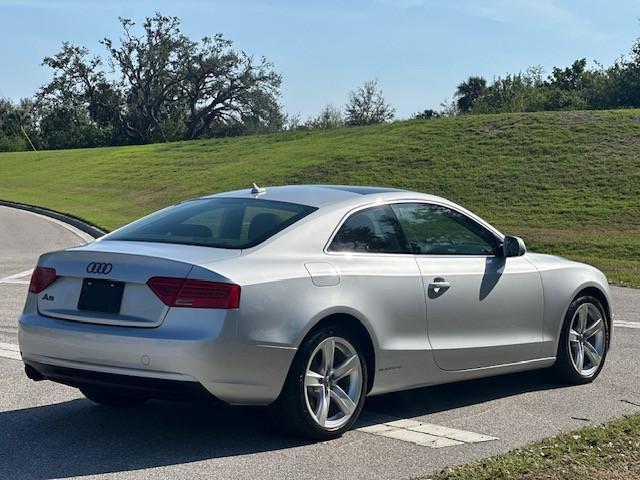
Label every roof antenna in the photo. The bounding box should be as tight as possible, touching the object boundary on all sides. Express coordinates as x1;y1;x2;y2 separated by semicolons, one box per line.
251;182;266;195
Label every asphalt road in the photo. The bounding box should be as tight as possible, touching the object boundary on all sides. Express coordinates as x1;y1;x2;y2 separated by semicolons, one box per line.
0;206;93;345
0;205;639;480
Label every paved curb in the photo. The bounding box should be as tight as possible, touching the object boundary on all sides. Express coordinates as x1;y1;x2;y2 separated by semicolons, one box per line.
0;200;106;239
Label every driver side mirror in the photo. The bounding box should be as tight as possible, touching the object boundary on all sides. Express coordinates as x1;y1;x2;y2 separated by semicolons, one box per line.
503;236;526;257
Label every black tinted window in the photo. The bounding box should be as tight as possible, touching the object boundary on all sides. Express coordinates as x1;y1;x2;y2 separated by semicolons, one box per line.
108;198;316;249
329;205;405;253
391;203;499;255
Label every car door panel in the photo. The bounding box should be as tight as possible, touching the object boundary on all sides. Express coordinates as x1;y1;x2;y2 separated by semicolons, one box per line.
416;255;544;370
390;202;545;372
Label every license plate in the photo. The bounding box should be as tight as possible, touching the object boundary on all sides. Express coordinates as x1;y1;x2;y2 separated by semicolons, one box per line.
77;278;124;314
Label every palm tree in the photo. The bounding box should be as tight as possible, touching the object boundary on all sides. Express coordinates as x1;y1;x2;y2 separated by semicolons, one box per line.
455;76;488;113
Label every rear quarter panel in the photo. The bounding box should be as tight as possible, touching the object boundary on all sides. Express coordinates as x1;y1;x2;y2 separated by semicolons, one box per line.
210;205;437;394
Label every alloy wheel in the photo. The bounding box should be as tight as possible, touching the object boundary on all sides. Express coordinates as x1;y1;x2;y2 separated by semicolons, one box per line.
303;336;363;430
568;303;606;377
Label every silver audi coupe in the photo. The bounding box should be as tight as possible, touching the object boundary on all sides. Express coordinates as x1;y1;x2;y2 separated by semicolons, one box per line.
19;185;612;439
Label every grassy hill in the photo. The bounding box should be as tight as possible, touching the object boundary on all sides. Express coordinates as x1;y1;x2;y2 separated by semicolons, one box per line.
1;109;639;285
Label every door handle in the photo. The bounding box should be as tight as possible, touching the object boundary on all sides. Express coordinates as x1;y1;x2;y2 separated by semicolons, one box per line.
428;277;451;292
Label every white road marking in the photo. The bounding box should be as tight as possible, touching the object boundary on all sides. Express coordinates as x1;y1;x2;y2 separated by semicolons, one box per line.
0;269;33;280
615;321;640;329
379;428;463;448
0;342;19;351
0;268;33;285
0;350;21;361
0;342;21;361
409;423;497;443
358;423;396;434
357;415;498;448
385;419;423;429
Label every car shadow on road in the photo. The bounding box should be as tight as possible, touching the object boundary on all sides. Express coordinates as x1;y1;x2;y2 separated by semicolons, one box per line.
0;396;311;479
361;368;563;423
0;369;563;479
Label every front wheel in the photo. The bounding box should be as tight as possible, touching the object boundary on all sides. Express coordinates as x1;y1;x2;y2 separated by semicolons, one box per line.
554;295;609;384
278;326;367;440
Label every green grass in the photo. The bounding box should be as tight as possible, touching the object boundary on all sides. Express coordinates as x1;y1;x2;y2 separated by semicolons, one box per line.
428;413;640;480
1;109;639;284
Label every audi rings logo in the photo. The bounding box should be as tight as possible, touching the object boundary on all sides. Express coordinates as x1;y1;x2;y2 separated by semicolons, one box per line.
86;262;113;274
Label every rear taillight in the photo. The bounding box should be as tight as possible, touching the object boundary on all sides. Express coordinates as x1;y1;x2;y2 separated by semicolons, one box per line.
147;277;241;309
29;267;58;293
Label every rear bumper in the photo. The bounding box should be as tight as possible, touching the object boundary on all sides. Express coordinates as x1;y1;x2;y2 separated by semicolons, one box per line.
24;360;213;401
19;311;297;405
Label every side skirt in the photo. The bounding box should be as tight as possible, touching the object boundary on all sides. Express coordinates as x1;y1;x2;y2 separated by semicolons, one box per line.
368;356;556;397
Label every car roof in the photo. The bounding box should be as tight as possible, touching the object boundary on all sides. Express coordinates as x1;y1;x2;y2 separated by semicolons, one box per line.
203;184;439;208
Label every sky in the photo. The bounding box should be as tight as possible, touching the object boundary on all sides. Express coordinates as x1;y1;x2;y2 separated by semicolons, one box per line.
1;0;639;119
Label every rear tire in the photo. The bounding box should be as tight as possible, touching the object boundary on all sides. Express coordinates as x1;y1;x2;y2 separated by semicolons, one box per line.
277;325;368;440
554;295;609;384
81;386;148;407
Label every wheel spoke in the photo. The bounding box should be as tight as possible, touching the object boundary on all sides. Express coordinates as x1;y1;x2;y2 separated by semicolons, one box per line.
574;343;585;372
321;339;335;375
583;317;603;339
584;342;602;368
330;385;356;416
305;370;323;389
576;304;588;333
569;329;580;343
316;389;330;426
332;355;358;381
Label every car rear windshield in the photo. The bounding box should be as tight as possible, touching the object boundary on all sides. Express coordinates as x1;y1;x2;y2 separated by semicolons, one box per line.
107;198;317;249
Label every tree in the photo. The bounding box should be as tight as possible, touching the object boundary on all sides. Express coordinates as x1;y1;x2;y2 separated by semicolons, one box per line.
414;109;439;120
101;14;282;142
547;58;588;91
101;15;190;142
345;80;395;126
305;104;344;129
0;99;32;151
599;39;640;108
40;42;123;127
177;33;282;139
455;76;488;113
282;112;302;131
438;97;458;117
38;43;125;148
35;13;283;148
472;73;544;113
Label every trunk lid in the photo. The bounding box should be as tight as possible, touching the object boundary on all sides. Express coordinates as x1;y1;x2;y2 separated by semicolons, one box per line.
35;240;241;327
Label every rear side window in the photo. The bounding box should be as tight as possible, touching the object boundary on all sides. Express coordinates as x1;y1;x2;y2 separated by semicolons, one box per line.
329;205;406;253
108;198;317;249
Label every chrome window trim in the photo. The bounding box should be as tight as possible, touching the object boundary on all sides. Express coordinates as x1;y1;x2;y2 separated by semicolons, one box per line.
323;198;505;258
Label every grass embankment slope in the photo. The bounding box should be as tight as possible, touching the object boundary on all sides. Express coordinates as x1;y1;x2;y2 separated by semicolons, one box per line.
430;412;640;480
1;109;639;284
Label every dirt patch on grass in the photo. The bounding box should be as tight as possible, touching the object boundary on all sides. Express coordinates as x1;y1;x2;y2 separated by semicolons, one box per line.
555;110;605;126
